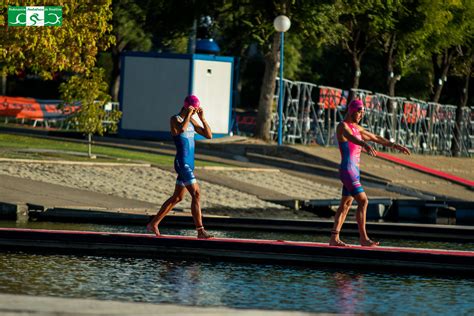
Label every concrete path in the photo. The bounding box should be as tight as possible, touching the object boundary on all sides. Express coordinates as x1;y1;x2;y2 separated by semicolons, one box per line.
0;294;316;315
294;145;474;201
0;174;156;210
198;138;473;201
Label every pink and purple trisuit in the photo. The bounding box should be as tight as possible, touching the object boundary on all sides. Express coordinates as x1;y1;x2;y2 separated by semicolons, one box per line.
338;122;365;196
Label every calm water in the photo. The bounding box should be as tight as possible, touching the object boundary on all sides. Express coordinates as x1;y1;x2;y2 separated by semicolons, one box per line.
0;221;474;313
1;252;473;314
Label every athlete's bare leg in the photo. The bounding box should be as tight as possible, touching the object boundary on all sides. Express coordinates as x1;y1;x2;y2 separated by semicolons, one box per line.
147;184;186;237
186;182;213;239
353;192;379;247
329;195;354;246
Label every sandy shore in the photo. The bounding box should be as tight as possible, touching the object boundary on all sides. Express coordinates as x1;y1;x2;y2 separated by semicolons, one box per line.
0;160;347;218
208;169;341;200
0;162;289;209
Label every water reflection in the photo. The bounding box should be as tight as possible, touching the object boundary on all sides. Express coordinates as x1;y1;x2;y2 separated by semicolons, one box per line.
153;261;216;306
330;272;365;314
1;220;474;313
0;251;474;313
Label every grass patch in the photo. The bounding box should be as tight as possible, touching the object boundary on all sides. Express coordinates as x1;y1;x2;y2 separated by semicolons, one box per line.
0;150;120;163
0;134;228;167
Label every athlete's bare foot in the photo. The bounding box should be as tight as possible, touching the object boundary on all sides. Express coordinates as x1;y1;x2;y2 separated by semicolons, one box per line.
329;230;349;247
146;223;161;237
196;227;213;239
329;238;349;247
360;239;379;247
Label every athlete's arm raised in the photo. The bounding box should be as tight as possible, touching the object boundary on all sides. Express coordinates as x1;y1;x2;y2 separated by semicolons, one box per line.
191;107;212;139
358;126;410;155
170;107;195;136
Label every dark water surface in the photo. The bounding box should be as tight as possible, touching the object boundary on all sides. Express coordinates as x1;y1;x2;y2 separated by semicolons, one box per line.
0;221;473;314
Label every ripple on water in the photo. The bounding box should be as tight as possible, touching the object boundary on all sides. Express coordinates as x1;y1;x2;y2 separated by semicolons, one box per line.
0;252;474;314
0;221;474;313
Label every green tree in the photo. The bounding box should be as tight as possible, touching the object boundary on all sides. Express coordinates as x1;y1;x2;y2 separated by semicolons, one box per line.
420;0;474;156
109;0;153;101
218;0;342;141
0;0;114;78
108;0;220;101
337;0;387;94
370;0;434;140
424;0;474;103
1;1;116;157
446;0;474;156
452;44;474;109
59;68;122;158
378;0;432;98
144;0;201;52
450;42;474;156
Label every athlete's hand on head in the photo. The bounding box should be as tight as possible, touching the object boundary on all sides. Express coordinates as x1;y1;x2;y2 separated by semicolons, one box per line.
186;106;196;117
196;107;205;120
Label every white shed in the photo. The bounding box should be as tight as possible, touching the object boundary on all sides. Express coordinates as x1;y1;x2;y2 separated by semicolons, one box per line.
119;52;234;139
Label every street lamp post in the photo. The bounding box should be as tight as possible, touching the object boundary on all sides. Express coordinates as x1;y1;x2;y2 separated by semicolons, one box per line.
273;15;291;146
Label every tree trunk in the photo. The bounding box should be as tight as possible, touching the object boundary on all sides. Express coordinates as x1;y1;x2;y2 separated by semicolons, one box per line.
452;69;471;156
234;46;249;108
255;33;280;141
387;76;398;142
110;48;121;102
1;74;6;95
352;55;361;90
348;55;362;101
460;69;471;108
386;33;397;100
385;33;398;142
388;78;397;98
431;49;455;103
387;50;397;99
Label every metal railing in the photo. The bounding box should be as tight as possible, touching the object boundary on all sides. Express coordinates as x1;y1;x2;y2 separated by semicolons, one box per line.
270;79;473;156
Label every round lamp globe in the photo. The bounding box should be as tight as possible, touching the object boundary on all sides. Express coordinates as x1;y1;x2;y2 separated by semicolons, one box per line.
273;15;291;32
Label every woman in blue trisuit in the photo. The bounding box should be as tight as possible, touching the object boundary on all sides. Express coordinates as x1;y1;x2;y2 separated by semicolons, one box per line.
147;95;213;239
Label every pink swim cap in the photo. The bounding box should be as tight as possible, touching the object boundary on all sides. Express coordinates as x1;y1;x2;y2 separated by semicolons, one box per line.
348;99;364;114
184;95;200;108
